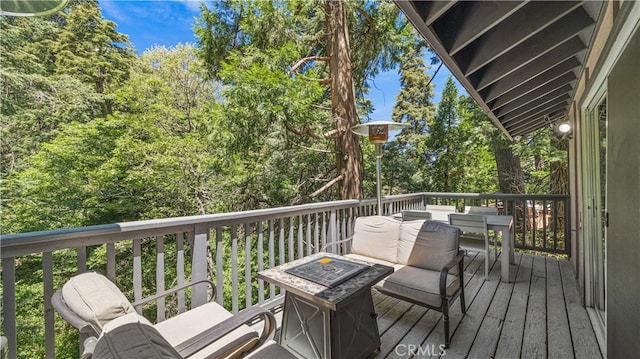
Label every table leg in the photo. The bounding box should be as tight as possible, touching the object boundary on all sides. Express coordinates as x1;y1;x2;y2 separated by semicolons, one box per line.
501;226;510;282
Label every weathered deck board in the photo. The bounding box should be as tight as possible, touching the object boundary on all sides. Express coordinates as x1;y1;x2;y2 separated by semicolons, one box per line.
559;259;603;358
547;258;573;359
521;255;547;358
264;252;601;359
466;253;521;358
495;253;531;358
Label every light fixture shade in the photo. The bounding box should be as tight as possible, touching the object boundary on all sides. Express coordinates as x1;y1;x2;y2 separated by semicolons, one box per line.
0;0;68;16
558;123;572;133
351;121;409;144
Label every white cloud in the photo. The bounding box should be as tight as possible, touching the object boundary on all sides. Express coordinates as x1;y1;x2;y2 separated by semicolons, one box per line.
99;1;130;23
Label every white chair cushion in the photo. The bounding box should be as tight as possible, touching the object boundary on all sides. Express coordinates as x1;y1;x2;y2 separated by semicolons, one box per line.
154;301;258;359
396;220;427;265
61;272;135;333
350;216;401;263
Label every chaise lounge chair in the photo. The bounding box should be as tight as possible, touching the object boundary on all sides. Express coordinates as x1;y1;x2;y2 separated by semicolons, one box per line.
52;272;293;359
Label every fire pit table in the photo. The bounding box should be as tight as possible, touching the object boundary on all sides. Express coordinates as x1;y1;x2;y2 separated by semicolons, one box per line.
258;252;393;359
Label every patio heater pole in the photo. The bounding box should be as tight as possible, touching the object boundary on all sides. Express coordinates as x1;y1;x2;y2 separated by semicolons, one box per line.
375;143;383;214
351;121;408;215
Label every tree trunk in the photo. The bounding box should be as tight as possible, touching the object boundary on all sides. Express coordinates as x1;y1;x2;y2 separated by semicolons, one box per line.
326;0;363;200
494;140;525;194
550;138;568;194
550;137;569;231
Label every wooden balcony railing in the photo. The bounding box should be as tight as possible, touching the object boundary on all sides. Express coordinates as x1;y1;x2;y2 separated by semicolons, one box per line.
0;192;569;358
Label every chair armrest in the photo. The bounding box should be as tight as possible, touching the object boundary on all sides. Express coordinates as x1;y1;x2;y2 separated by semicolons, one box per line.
320;237;353;252
439;250;465;295
132;279;217;308
80;337;98;359
174;306;277;358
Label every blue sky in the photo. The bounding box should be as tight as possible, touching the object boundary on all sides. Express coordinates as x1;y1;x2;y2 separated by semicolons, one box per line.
98;0;465;122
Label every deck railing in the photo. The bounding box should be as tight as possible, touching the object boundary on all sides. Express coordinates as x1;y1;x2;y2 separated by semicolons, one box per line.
0;192;568;358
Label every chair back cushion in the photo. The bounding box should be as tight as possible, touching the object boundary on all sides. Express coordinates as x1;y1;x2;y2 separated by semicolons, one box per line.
402;221;460;271
94;313;183;358
351;216;401;263
61;272;135;333
396;220;427;265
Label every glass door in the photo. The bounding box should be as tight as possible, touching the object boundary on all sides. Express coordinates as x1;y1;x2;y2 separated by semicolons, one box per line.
582;95;607;347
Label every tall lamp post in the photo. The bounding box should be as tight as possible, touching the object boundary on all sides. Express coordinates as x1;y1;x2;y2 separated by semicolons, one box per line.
351;121;408;215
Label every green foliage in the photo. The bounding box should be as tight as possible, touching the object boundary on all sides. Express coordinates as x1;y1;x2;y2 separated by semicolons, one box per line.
1;2;569;356
387;42;436;194
53;0;134;98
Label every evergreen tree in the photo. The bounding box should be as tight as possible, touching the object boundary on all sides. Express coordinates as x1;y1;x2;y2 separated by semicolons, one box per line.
53;0;134;114
0;14;102;177
390;42;436;192
426;76;465;191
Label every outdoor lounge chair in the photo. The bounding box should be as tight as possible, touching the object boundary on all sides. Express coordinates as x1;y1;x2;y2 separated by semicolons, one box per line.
75;311;295;359
52;272;286;359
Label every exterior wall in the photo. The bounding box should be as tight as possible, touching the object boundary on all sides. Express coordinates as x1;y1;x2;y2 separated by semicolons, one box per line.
569;0;616;287
606;25;640;358
571;1;640;356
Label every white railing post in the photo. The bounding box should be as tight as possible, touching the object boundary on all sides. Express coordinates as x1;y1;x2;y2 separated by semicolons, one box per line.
191;225;210;307
327;209;338;254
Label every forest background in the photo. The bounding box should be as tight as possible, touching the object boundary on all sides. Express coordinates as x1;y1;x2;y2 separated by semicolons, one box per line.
0;0;568;357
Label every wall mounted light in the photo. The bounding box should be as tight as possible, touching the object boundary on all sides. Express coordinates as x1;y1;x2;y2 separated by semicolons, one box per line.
554;121;573;140
558;122;572;134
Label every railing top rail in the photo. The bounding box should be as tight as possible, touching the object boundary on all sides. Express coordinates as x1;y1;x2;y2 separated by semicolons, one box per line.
418;192;570;200
1;192;569;258
0;199;364;243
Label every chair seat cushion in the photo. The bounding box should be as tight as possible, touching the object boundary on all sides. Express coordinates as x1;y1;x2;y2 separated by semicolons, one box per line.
375;266;459;308
61;272;135;333
154;301;258;359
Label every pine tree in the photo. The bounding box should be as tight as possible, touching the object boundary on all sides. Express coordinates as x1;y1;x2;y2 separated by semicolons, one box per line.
53;0;134;115
427;76;465;191
390;43;436;192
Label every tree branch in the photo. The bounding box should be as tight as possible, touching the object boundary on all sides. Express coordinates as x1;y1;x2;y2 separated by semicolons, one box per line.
356;6;373;35
293;143;335;153
323;129;340;139
311;104;332;111
288;56;330;75
285;123;321;139
310;174;344;198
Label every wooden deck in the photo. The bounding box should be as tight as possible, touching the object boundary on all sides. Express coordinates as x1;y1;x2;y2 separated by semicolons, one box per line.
268;252;602;359
370;252;602;359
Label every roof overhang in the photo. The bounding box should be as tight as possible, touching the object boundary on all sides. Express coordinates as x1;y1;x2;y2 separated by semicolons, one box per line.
395;0;606;139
